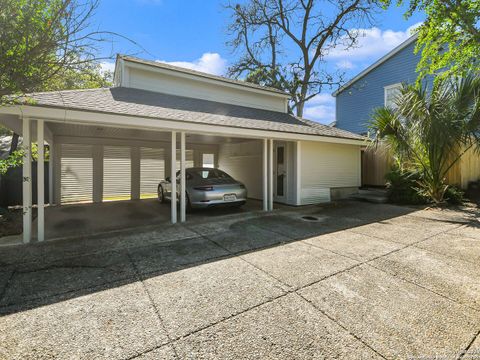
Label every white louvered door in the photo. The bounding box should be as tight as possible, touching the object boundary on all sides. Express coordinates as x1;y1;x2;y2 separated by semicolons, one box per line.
103;146;131;201
140;147;165;199
60;144;93;203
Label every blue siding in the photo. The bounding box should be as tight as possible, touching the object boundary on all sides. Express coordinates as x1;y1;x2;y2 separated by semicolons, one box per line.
335;41;421;134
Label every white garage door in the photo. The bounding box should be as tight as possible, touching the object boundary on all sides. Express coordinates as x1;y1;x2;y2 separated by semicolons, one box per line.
60;144;93;203
103;146;131;201
140;147;165;199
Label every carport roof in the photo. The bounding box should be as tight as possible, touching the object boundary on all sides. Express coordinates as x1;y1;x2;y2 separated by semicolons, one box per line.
19;87;365;141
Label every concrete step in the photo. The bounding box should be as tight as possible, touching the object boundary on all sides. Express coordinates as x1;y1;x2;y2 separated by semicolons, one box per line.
351;189;388;204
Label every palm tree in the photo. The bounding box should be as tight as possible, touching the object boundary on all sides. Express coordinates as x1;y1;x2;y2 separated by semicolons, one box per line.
369;75;480;204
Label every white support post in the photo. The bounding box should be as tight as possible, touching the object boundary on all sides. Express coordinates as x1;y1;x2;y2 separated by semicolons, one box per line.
180;132;186;222
268;139;274;211
171;131;177;224
296;141;302;206
22;117;32;243
53;142;61;204
48;139;54;205
37;120;45;242
263;139;268;211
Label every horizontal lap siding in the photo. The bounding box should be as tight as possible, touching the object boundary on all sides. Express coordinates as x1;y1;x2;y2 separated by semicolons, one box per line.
301;141;361;204
175;149;194;171
128;68;286;112
218;140;262;199
336;41;422;134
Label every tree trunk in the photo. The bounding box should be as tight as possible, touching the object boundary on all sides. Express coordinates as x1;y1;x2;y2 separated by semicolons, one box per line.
296;102;304;118
9;133;19;154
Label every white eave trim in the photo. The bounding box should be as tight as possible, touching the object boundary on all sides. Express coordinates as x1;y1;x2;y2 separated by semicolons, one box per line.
0;105;366;146
332;33;418;97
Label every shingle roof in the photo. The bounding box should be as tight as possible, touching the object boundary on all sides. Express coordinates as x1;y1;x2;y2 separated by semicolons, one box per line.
22;87;365;141
119;55;290;97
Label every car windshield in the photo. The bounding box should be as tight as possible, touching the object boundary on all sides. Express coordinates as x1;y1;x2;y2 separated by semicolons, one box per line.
193;169;231;180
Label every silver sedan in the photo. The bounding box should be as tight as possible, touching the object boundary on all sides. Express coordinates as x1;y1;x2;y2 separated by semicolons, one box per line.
158;167;247;209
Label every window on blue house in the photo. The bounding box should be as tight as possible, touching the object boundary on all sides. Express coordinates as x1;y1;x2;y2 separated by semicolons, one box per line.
384;83;402;109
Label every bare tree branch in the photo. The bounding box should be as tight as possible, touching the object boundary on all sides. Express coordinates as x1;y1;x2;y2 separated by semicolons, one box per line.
226;0;380;117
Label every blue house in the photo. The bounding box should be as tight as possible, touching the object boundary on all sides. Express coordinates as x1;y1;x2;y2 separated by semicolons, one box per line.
333;33;480;188
333;34;420;135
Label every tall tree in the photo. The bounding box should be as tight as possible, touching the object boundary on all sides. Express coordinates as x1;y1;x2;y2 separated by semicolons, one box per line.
0;63;112;156
0;0;122;167
226;0;380;117
44;62;113;91
0;0;127;100
383;0;480;79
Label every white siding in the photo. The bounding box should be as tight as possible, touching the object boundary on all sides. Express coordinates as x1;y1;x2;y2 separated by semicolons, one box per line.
300;141;361;204
103;146;131;201
140;147;165;198
60;144;93;203
127;67;287;112
218;140;263;200
175;149;194;171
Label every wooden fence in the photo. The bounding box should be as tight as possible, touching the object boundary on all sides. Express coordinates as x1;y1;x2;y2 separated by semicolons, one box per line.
361;146;392;187
362;145;480;189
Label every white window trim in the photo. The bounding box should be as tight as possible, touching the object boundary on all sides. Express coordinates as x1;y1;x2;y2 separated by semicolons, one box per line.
384;83;402;107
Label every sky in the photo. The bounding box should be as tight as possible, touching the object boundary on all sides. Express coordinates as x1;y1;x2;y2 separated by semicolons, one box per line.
94;0;424;124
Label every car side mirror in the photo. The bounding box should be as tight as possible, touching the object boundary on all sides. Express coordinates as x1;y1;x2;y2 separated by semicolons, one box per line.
166;176;171;182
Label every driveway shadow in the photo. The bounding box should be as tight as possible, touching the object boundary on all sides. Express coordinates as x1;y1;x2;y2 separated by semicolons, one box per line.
0;200;438;316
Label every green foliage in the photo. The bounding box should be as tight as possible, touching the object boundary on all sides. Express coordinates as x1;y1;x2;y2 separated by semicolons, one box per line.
385;167;428;204
1;0;69;96
382;0;480;80
0;0;113;174
0;149;25;175
369;74;480;204
44;63;113;91
0;0;114;100
445;185;465;205
0;126;12;137
0;144;50;175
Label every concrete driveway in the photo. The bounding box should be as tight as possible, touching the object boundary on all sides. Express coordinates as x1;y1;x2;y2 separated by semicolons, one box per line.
0;201;479;359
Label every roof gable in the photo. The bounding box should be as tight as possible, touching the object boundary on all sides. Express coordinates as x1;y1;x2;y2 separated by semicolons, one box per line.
114;55;290;113
333;33;418;97
116;55;290;97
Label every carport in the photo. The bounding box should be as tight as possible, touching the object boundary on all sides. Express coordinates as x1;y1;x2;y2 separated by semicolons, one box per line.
0;56;365;244
1;110;278;243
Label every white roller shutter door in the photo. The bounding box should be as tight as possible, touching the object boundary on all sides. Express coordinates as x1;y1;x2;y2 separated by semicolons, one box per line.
103;146;131;201
140;147;165;199
60;144;93;203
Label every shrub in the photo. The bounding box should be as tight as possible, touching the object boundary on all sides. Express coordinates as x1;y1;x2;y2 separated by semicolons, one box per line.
369;75;480;204
445;186;464;205
385;167;428;205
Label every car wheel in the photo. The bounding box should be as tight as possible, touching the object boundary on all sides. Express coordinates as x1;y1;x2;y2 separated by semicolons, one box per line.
158;185;165;203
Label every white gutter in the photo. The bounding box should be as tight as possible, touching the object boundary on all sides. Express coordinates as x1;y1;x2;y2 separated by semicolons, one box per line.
0;105;367;146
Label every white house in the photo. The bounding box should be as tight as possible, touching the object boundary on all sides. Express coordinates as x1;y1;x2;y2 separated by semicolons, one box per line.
0;55;365;243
